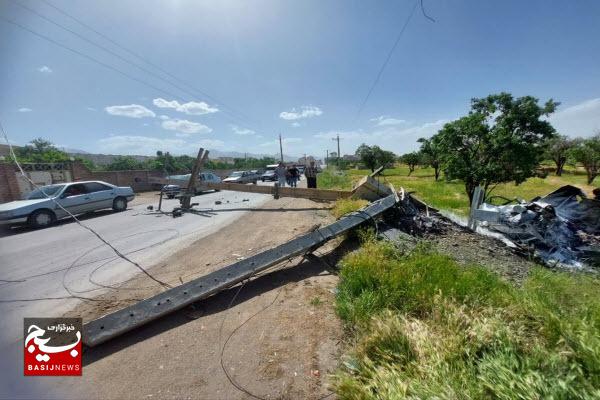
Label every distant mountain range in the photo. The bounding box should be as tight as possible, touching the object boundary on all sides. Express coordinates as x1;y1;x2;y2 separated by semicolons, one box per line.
67;149;298;165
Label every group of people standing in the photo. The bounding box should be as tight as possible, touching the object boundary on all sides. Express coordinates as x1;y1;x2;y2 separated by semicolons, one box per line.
275;161;318;189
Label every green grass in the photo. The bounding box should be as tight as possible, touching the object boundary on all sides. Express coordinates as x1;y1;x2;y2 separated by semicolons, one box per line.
331;198;370;219
319;165;597;217
333;238;600;399
317;167;352;190
310;296;324;307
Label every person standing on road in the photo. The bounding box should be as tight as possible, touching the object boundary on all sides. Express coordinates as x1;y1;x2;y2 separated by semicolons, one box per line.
288;164;299;187
305;161;318;189
275;162;287;187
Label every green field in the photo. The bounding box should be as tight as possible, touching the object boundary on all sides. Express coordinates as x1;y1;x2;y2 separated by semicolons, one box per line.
319;165;597;217
333;238;600;399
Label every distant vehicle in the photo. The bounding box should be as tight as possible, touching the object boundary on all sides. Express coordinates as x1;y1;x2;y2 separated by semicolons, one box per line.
261;170;277;182
162;184;181;199
0;181;135;228
223;171;258;184
165;172;222;195
297;166;305;175
265;164;279;171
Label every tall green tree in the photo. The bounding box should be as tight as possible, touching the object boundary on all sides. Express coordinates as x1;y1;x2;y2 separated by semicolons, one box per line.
417;137;443;181
436;93;558;202
570;134;600;184
105;156;144;171
356;144;396;172
545;135;575;176
399;152;421;176
16;138;70;163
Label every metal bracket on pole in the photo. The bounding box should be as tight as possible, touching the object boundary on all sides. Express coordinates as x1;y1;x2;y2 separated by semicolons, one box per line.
468;186;485;230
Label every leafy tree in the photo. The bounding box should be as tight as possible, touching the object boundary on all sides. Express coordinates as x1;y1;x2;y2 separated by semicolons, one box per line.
569;134;600;184
16;138;70;163
105;156;144;171
356;144;396;172
400;152;421;176
417;137;443;180
436;93;558;202
356;144;377;171
76;157;96;171
545;135;575;176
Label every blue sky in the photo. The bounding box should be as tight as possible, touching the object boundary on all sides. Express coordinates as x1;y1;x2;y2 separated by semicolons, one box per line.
1;0;600;159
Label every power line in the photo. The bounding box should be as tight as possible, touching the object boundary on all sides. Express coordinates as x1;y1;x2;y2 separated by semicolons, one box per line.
354;0;419;121
10;0;258;129
37;0;259;127
420;0;436;23
0;120;172;290
0;16;201;106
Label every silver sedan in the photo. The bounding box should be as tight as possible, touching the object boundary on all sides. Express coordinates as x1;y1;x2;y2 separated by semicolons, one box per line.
0;181;135;228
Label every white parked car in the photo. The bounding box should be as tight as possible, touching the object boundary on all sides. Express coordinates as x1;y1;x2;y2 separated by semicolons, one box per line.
165;172;222;194
223;171;258;184
0;181;135;228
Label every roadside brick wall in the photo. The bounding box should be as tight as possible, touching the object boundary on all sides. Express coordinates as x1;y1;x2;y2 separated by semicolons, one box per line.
72;161;163;191
0;161;240;203
0;162;21;203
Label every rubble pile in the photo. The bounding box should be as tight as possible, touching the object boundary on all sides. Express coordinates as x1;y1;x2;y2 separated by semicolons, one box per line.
474;185;600;268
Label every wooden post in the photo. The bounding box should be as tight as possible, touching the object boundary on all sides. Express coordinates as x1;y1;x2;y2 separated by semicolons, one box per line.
181;148;209;209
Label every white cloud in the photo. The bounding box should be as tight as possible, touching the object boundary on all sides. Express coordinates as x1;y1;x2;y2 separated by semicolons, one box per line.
312;119;449;155
105;104;155;118
86;107;96;112
291;122;301;128
18;107;32;112
153;98;219;115
279;106;323;120
161;119;212;134
159;115;170;120
97;135;224;155
38;66;52;74
230;125;255;135
548;98;600;138
370;116;406;126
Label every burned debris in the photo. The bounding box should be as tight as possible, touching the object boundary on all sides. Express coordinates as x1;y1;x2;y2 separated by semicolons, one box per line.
471;185;600;268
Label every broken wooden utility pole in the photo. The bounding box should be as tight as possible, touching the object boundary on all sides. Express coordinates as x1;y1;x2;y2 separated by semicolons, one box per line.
279;134;284;162
83;192;401;347
180;148;209;209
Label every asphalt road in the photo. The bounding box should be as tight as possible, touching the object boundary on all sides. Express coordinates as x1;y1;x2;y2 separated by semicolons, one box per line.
0;188;271;348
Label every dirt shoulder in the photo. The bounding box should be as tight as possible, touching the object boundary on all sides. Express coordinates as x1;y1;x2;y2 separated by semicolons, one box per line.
57;197;343;400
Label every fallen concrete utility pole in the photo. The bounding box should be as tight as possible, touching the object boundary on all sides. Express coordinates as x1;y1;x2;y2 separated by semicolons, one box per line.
83;192;400;347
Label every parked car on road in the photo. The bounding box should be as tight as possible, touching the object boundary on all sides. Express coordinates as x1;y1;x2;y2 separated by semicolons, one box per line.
165;172;222;195
0;181;135;228
162;184;181;199
261;170;277;182
223;171;258;184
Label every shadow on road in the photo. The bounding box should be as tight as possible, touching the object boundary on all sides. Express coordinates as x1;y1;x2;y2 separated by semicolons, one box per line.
0;209;125;238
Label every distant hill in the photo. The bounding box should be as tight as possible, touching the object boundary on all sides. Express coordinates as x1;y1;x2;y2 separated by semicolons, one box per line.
68;150;297;165
68;152;154;166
